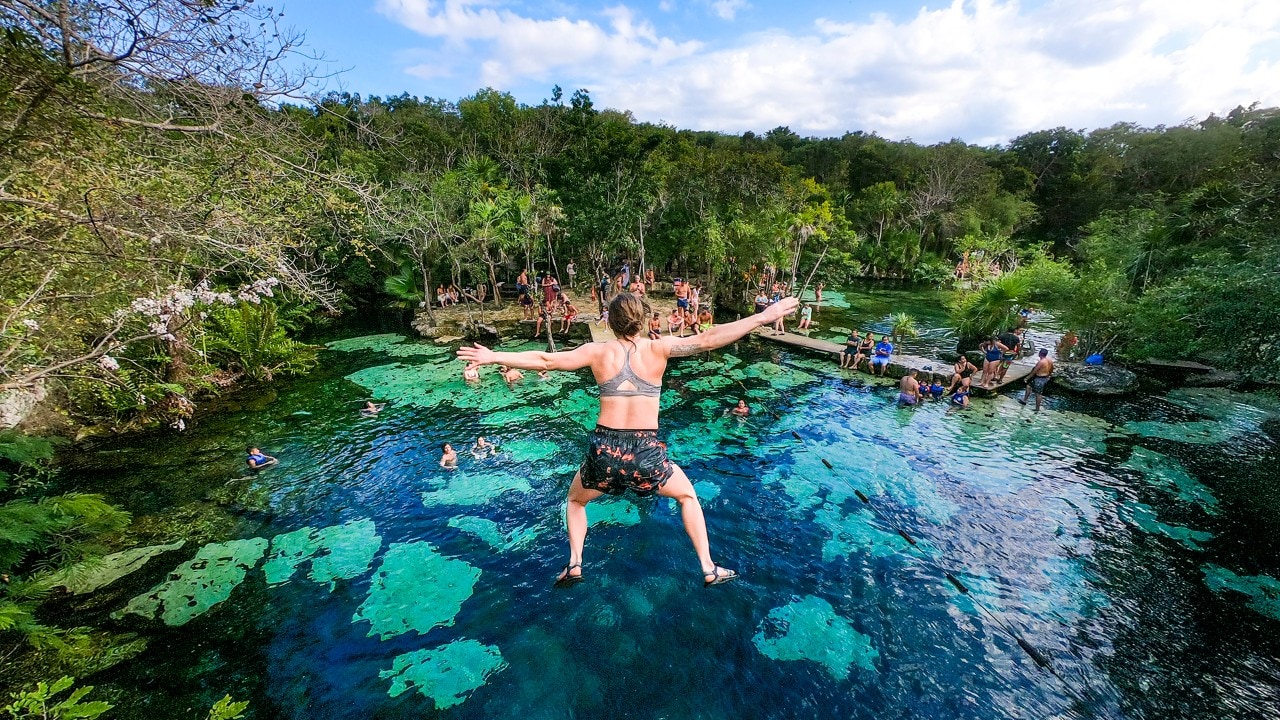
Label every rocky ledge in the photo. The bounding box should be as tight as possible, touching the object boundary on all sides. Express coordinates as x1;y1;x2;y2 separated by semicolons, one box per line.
1052;364;1139;396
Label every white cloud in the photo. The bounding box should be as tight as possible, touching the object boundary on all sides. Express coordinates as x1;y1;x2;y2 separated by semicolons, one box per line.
658;0;674;11
377;0;1280;144
710;0;749;21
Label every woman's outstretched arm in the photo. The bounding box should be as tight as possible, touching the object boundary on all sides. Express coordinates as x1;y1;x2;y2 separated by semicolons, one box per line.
458;341;602;372
660;297;798;357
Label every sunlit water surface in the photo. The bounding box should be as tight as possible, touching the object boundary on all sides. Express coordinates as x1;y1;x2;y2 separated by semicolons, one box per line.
58;317;1280;719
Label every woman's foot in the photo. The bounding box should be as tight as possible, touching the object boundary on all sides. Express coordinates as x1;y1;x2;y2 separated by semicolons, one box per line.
703;565;738;587
554;563;583;588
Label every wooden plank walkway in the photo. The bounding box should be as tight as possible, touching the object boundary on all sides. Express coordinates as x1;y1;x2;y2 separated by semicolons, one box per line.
751;327;1034;395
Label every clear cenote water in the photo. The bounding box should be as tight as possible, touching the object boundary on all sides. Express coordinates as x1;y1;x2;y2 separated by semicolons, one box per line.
51;297;1280;720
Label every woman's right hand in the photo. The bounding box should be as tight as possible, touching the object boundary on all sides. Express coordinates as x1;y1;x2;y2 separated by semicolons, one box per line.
759;297;799;323
457;343;495;366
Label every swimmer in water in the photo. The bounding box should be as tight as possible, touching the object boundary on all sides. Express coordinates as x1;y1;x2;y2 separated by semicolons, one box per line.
463;363;481;382
499;365;524;385
897;368;922;406
472;436;495;457
729;399;750;417
361;401;385;416
440;443;458;469
950;377;972;408
458;291;799;587
246;446;277;469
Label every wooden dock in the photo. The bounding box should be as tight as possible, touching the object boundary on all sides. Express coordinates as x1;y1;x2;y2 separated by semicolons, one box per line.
750;327;1034;395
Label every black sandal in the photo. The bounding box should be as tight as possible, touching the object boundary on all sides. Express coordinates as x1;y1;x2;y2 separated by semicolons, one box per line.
703;565;739;587
553;563;584;588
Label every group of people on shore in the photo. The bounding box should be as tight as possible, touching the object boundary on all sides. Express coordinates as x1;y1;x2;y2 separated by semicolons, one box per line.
838;330;898;376
517;269;579;336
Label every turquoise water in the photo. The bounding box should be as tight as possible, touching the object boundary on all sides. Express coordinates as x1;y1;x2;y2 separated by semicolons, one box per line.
54;328;1280;718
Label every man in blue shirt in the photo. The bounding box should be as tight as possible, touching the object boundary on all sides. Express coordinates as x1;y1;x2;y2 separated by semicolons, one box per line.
870;335;893;376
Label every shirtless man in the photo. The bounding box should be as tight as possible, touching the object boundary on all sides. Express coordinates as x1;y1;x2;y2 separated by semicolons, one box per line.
674;278;690;314
499;365;524;384
897;369;922;406
1019;348;1055;411
440;443;458;469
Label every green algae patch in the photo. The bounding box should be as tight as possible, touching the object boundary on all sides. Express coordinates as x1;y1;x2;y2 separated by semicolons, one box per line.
813;504;903;562
1202;565;1280;621
1122;447;1219;514
422;467;533;507
499;438;561;464
310;520;382;585
326;334;407;353
738;362;819;392
684;374;737;394
385;342;451;358
798;288;852;309
354;542;480;640
448;516;537;551
262;520;382;587
694;480;720;503
1120;502;1214;550
118;537;268;625
46;541;185;595
379;639;507;707
753;595;877;679
584;496;641;527
1124;420;1243;445
1165;387;1280;421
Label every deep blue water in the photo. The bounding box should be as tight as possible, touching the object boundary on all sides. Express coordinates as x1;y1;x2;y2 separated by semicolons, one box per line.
57;325;1280;720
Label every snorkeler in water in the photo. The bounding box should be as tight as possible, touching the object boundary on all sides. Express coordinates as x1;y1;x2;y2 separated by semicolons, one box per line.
458;291;799;587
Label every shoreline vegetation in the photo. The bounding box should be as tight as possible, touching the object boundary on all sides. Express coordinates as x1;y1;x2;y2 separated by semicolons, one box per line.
1;1;1279;712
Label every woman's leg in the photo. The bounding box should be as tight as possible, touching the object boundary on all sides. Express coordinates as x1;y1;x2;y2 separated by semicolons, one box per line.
657;463;728;579
562;470;602;580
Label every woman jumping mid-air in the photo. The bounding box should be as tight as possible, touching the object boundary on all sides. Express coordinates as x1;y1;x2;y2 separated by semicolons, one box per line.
459;292;798;588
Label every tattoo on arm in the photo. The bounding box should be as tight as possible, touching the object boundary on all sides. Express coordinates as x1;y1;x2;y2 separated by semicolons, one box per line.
669;343;704;357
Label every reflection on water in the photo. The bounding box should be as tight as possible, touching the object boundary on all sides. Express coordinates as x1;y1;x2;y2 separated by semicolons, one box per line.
58;325;1280;719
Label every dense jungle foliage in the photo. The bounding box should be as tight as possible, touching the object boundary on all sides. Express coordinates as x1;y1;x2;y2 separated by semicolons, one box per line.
1;0;1277;432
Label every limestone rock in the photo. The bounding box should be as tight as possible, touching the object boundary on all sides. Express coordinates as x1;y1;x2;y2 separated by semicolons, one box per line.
1053;363;1139;396
1182;369;1243;388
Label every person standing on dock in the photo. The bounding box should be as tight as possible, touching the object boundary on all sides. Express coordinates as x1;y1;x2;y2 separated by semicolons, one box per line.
457;292;799;588
995;327;1024;384
1019;348;1055;411
870;335;894;376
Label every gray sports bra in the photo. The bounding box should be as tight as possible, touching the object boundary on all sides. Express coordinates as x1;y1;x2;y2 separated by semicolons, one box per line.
598;346;662;398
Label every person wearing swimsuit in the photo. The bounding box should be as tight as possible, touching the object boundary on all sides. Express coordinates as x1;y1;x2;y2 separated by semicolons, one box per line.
458;292;799;588
948;356;977;393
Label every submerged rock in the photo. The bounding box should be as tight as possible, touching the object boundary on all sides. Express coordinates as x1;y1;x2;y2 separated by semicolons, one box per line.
1052;364;1139;396
1182;369;1243;388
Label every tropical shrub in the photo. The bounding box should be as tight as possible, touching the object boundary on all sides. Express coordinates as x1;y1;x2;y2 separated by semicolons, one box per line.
204;302;317;382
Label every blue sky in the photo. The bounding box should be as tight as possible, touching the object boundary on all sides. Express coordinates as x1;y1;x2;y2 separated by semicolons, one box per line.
283;0;1280;144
